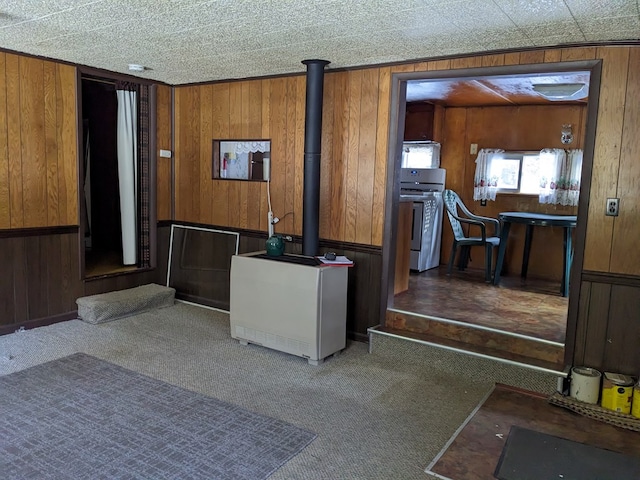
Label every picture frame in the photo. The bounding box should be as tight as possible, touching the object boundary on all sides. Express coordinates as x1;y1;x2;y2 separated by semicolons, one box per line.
212;139;271;181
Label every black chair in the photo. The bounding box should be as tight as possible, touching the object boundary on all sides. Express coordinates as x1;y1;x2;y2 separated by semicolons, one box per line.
443;189;500;282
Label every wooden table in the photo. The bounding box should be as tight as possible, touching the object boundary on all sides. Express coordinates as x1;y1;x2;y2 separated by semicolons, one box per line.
493;212;577;297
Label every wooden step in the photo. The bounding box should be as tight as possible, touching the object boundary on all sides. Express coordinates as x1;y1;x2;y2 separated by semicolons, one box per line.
385;309;565;371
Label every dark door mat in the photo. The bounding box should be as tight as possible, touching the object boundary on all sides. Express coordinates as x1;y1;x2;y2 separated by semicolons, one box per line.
495;425;640;480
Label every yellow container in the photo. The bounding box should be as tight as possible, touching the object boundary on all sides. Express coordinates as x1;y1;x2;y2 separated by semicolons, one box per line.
601;372;633;414
632;384;640;419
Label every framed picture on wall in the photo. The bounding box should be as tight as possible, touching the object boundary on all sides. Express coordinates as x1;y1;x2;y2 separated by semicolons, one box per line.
212;139;271;181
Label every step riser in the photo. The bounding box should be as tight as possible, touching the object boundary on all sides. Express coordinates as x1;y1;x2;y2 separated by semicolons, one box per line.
386;310;564;364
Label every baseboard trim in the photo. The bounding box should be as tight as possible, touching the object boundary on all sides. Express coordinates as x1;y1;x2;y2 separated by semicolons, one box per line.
0;311;78;336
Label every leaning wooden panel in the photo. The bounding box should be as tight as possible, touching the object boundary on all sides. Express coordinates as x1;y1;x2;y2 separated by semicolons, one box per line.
583;47;630;272
6;54;23;228
0;53;9;229
43;62;59;226
355;68;378;246
20;56;47;228
344;69;362;243
56;63;78;226
372;66;391;247
610;47;640;275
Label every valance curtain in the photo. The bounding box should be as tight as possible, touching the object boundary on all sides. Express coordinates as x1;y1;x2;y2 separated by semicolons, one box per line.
116;82;138;265
473;148;504;201
538;148;583;206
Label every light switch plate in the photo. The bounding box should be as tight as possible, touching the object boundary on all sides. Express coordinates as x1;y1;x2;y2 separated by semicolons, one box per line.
470;143;478;155
159;149;172;158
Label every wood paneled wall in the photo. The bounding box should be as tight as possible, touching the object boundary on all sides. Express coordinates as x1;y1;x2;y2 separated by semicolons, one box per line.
440;104;585;280
574;274;640;375
0;228;168;334
0;53;78;229
173;68;391;246
156;84;173;221
588;47;640;275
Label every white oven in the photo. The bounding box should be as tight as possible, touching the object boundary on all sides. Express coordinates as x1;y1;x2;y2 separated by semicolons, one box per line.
400;168;446;272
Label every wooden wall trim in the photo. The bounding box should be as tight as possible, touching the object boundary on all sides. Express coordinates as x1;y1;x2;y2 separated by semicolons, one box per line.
581;270;640;287
0;310;78;336
0;225;78;238
164;220;383;255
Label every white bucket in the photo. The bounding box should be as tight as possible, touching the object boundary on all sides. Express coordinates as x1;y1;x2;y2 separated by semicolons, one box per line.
570;366;601;404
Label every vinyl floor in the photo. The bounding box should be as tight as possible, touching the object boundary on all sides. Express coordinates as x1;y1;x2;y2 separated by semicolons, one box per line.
392;266;568;343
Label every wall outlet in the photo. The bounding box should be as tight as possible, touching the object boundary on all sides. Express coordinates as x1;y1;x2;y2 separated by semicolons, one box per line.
606;198;619;216
470;143;478;155
159;149;172;158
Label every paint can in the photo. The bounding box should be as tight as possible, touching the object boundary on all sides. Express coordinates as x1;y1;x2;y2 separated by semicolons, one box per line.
601;372;634;414
632;380;640;419
569;366;601;404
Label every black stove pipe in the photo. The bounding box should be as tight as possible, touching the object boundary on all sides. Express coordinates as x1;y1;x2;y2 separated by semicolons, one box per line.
301;59;330;257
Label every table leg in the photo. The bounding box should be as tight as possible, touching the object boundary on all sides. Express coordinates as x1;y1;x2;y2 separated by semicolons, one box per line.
493;222;511;285
562;227;573;297
522;224;534;279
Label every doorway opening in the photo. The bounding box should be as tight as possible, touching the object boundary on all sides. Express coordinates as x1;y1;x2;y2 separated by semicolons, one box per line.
80;75;154;278
382;60;601;370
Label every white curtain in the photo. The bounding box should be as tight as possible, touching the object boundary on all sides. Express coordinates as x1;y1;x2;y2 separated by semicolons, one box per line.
116;89;138;265
538;148;582;206
473;148;504;201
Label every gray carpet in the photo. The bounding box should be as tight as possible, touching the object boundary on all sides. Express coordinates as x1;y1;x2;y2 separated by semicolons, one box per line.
0;352;315;480
0;302;559;479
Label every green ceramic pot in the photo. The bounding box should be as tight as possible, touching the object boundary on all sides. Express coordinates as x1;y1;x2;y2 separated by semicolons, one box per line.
265;235;285;256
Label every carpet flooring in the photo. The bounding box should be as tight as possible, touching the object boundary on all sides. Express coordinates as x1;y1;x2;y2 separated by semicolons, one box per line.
0;353;316;480
0;302;560;479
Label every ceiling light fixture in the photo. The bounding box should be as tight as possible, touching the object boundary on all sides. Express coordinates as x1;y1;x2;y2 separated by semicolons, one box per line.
128;64;146;72
532;83;588;101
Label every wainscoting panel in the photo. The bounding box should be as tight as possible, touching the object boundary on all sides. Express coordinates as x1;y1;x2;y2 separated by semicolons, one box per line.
573;272;640;375
169;223;382;340
0;227;170;335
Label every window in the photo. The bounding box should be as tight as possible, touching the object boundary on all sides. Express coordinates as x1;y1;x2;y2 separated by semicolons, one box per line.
489;151;540;194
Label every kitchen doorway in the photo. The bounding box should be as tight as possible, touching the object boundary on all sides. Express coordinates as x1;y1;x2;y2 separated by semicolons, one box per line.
381;59;602;369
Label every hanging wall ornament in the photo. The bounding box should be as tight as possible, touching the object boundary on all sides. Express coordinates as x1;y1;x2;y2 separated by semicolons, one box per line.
561;124;574;145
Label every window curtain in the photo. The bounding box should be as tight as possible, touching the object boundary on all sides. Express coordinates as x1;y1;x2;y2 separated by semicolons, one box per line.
473;148;504;201
116;82;138;266
538;148;582;206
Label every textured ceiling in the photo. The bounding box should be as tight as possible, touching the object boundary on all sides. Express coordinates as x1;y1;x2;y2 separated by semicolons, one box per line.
0;0;638;85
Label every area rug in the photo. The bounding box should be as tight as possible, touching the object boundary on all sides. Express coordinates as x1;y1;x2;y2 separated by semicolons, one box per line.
495;425;640;479
0;353;316;479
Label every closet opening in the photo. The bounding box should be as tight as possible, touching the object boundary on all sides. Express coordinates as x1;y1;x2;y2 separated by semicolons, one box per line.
80;74;154;278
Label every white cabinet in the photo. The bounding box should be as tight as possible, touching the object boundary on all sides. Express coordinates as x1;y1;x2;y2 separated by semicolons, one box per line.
230;252;348;365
